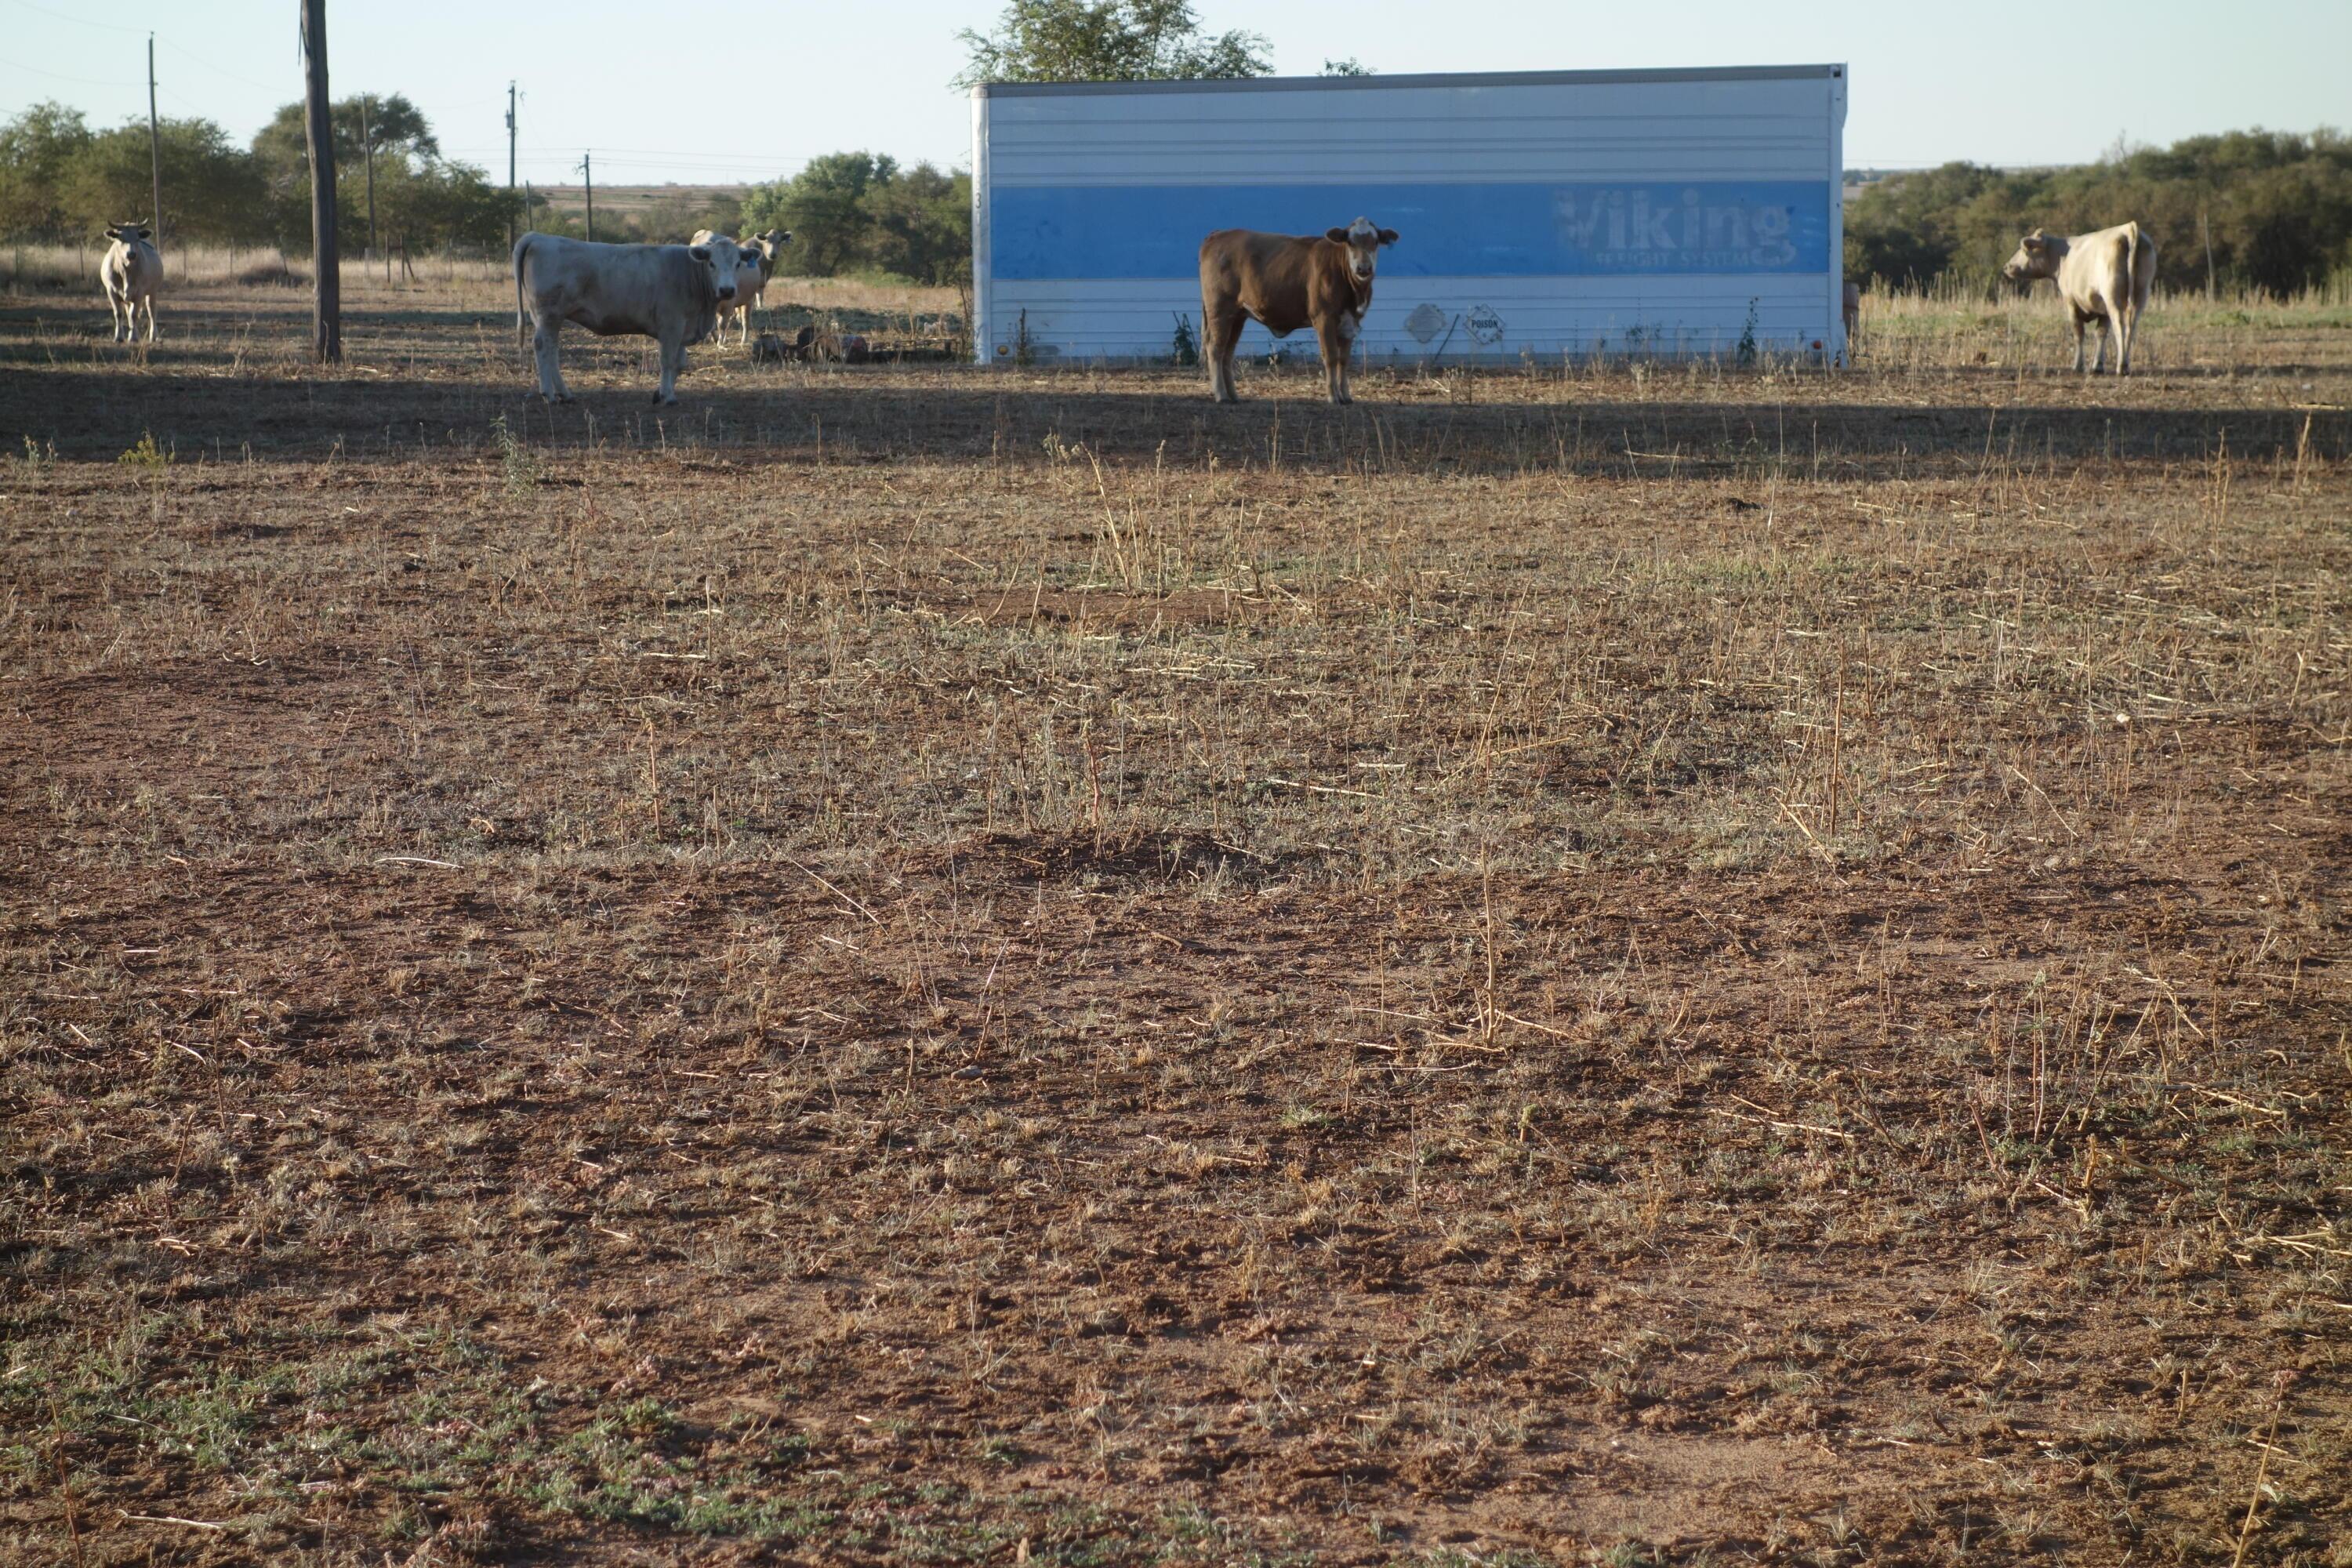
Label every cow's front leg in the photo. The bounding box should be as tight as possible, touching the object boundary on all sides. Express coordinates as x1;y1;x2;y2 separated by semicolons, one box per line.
532;317;572;402
653;335;684;405
1206;308;1243;403
140;296;156;343
107;290;128;343
1317;321;1350;405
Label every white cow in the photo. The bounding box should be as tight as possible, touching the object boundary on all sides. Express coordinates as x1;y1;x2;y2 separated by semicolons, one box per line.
692;228;791;345
512;231;743;404
2002;222;2158;376
99;223;161;343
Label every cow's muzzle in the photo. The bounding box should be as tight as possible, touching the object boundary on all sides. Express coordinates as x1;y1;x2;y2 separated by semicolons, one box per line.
717;287;736;301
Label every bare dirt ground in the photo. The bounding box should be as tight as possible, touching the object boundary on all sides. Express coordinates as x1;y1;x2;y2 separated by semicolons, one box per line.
3;285;2349;1567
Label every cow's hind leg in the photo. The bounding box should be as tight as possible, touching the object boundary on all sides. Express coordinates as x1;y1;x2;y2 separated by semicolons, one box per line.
2115;296;2137;375
2090;307;2111;375
532;316;572;402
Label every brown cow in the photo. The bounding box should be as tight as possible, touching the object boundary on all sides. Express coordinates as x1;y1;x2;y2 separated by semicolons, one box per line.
1199;217;1398;405
2002;222;2157;375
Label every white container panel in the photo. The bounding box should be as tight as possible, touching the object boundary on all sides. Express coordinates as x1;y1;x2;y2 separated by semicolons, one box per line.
973;66;1848;365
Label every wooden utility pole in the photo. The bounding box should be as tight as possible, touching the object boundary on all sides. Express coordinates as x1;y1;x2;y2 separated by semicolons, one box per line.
504;80;517;248
361;95;376;262
302;0;339;361
146;34;162;261
579;151;593;242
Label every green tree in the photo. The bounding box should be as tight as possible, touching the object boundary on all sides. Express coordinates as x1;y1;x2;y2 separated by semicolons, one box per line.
737;155;974;282
0;102;94;237
641;187;744;245
372;156;514;251
742;152;898;276
1844;162;2007;289
350;94;437;162
251;93;434;183
953;0;1269;87
60;116;264;244
1846;128;2352;297
250;95;513;253
1319;58;1373;76
866;163;973;284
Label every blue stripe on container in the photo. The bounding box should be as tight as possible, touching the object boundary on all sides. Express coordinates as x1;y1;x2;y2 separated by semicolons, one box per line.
990;182;1831;281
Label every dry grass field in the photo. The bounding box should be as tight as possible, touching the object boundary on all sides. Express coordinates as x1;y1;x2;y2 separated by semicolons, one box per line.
2;277;2349;1568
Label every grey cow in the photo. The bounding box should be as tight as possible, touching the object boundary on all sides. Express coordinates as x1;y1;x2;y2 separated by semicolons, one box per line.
513;231;744;403
100;223;161;343
2002;223;2158;375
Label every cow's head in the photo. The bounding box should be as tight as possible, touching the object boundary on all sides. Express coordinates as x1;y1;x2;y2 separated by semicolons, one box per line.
2002;230;2066;284
1324;216;1399;283
685;233;743;303
748;229;792;281
103;223;151;245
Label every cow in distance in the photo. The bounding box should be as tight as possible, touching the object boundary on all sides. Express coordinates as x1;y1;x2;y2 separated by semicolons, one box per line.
512;231;743;403
2002;223;2158;375
693;228;792;346
100;223;162;343
1199;217;1399;405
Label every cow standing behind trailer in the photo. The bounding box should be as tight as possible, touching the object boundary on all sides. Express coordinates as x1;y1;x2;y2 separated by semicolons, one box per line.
970;65;1849;368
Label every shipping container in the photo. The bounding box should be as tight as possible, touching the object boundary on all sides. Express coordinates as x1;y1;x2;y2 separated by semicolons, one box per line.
971;64;1849;368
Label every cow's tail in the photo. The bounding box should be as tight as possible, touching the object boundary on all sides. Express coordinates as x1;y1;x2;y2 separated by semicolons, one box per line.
513;233;532;347
2124;223;2144;311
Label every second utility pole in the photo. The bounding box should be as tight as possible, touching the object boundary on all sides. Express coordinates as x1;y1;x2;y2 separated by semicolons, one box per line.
579;151;593;242
146;34;162;261
505;80;517;248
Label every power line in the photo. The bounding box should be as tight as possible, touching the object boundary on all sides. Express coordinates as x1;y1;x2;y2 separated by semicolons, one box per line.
4;2;280;94
3;0;145;34
160;38;281;95
0;56;143;88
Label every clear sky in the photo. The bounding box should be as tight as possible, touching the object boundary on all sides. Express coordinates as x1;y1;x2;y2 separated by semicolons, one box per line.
3;0;2345;189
